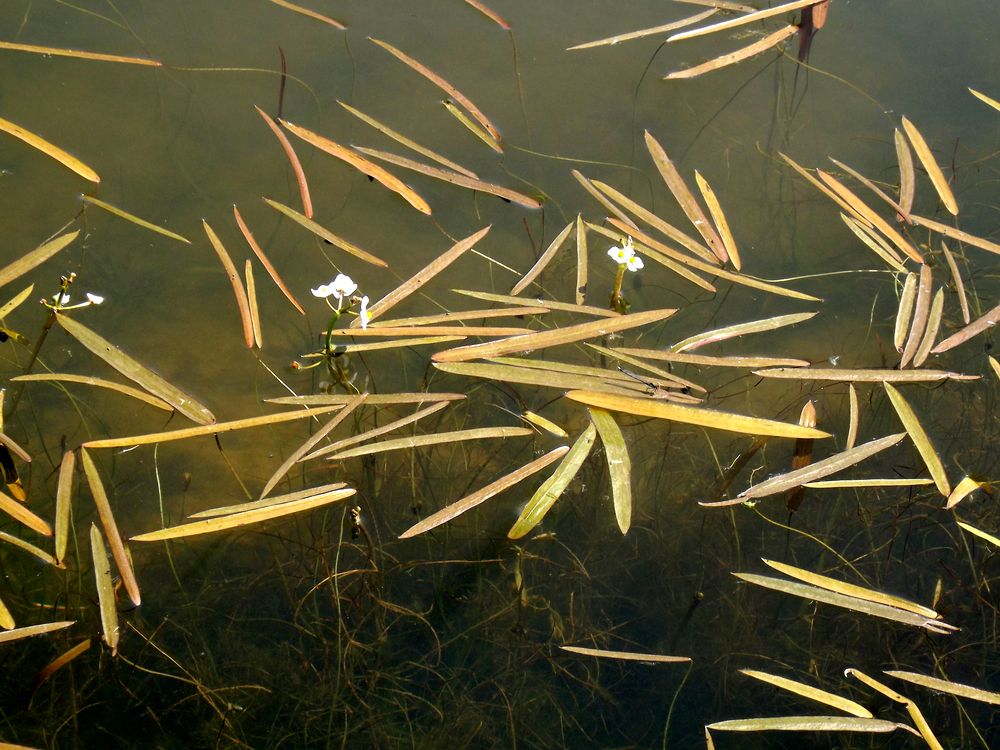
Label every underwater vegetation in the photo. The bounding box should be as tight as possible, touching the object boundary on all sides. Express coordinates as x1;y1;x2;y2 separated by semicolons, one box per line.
0;0;998;747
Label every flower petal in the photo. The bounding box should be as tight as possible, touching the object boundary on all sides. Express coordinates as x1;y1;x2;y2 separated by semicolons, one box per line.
359;295;370;330
86;292;105;305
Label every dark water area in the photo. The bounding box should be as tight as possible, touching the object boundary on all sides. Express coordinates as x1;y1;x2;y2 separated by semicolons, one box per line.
0;1;999;748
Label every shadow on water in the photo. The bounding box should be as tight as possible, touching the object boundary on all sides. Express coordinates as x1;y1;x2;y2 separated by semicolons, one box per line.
0;1;999;748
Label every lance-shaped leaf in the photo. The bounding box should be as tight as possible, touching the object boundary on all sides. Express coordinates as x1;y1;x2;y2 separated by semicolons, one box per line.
254;105;313;218
0;115;99;182
266;0;345;27
893;273;917;352
664;25;798;80
561;645;689;663
0;231;78;289
884;670;1000;706
753;368;976;383
588;408;632;534
671;312;815;352
54;450;75;565
901;117;958;215
462;0;510;29
709;433;906;505
738;669;873;718
0;593;13;629
932;300;1000;354
400;446;569;539
944;476;987;510
940;241;969;324
956;521;1000;549
568;391;829;440
511;220;574;295
705;716;903;734
0;529;60;568
264;198;388;267
845;669;944;750
895;128;916;219
90;524;119;655
13;373;173;411
669;0;824;41
357;226;490;326
302;402;447;462
900;265;932;368
281;119;431;215
884;383;949;496
454;289;620;317
568;9;716;49
509;425;597;539
234;205;305;314
82;195;190;243
432;308;676;363
82;449;140;606
0;620;75;644
56;314;215;425
734;574;956;633
325;426;531;461
132;489;356;542
0;491;51;536
188;485;352;520
0;40;161;66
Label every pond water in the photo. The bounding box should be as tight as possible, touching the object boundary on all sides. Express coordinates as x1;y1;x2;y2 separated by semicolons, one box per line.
0;1;998;748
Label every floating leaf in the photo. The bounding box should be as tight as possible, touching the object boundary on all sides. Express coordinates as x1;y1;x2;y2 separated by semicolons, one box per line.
132;489;356;542
90;524;119;654
762;559;940;620
32;638;91;690
969;87;1000;113
325;426;531;461
54;450;75;565
706;434;907;506
358;226;490;326
575;214;587;305
189;485;352;519
234;205;305;315
893;272;917;352
462;0;510;29
0;40;161;66
82;195;189;243
254;105;312;218
509;425;596;539
82;405;342;449
940;241;969;324
511;220;574;295
0;115;99;183
0;284;34;319
694;170;741;268
754;368;976;383
0;593;13;629
901;116;958;215
844;669;944;750
561;645;689;663
931;300;1000;354
0;231;77;290
432;308;677;363
0;491;51;536
841;213;907;271
912;288;944;367
330;324;527;338
664;25;798;80
245;260;262;349
885;670;1000;706
265;0;345;28
884;383;950;496
572;169;638;230
956;521;1000;549
301;401;450;462
264;197;388;267
900;264;932;368
805;479;932;489
280;119;431;215
371;307;546;328
894;128;916;219
738;670;873;718
828;157;910;222
454;289;620;317
671;312;816;352
846;384;859;450
0;530;59;568
945;476;988;510
909;214;1000;256
400;446;569;539
522;411;568;438
568;9;716;49
82;449;140;606
435;362;657;398
266;392;465;407
567;391;829;440
338;100;478;178
56;310;216;425
13;373;173;411
669;0;825;41
441;99;502;153
589;408;632;534
0;620;74;644
705;716;902;734
369;37;500;142
614;347;808;370
734;573;955;633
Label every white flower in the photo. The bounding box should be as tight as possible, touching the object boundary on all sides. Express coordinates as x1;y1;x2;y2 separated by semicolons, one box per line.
52;292;71;306
86;293;104;305
312;273;358;306
607;237;643;272
359;295;370;330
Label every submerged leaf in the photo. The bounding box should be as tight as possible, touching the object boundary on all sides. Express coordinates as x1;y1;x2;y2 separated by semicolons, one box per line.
0;232;78;290
706;716;901;733
82;449;140;606
0;115;99;182
90;524;119;654
588;408;632;534
561;645;689;663
738;670;873;718
883;383;949;496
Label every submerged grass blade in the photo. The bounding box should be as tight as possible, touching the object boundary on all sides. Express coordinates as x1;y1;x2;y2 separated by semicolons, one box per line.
202;220;253;348
901;116;958;215
82;405;342;449
738;669;873;718
400;446;569;539
82;195;190;243
81;449;140;606
664;25;798;80
264;197;388;267
281;119;431;215
884;383;949;496
0;115;99;182
90;524;119;654
358;226;490;326
567;390;829;439
509;425;596;539
588;408;632;534
132;489;356;542
432;308;677;363
561;645;689;663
